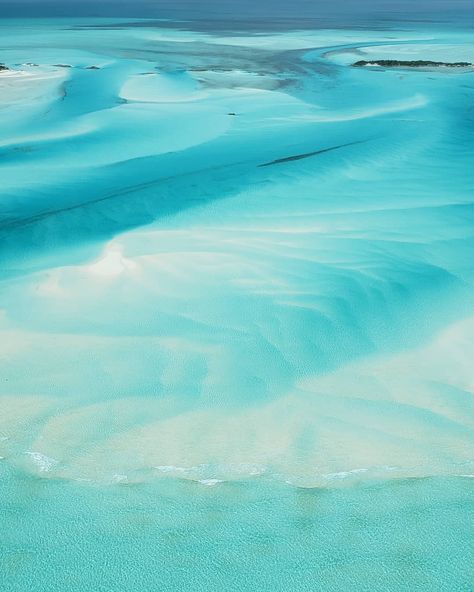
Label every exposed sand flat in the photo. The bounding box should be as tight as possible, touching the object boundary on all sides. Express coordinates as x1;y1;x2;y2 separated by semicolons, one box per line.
119;71;206;102
0;64;69;139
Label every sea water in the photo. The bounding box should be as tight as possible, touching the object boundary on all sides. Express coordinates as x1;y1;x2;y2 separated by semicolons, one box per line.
0;8;473;591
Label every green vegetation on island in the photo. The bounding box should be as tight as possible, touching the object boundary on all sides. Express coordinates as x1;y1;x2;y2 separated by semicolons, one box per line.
353;59;472;68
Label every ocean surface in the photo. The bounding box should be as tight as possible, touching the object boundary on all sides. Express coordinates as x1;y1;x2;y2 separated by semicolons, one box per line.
1;8;473;591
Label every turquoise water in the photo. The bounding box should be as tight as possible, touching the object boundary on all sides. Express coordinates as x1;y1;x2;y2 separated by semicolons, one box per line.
1;15;473;591
2;469;473;591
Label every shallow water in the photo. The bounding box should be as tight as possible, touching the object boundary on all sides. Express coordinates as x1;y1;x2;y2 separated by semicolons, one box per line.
2;467;473;592
1;13;474;591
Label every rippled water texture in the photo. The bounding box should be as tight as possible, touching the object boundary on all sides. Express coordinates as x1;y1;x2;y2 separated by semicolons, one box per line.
0;14;473;591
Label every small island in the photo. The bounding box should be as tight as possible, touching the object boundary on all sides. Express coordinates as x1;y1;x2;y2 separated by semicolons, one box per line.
353;59;473;68
0;63;9;71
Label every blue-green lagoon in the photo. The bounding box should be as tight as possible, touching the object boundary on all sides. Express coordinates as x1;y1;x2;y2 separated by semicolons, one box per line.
0;9;473;591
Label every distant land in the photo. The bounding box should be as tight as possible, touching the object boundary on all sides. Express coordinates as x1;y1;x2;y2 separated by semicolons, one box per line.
354;59;473;68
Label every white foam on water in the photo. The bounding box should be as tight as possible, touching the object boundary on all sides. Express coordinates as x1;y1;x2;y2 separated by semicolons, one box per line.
111;473;129;484
25;451;58;473
323;468;370;481
154;465;190;474
198;479;224;486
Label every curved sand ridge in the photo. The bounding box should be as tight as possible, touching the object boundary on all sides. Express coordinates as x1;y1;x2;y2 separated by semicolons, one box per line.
0;22;474;488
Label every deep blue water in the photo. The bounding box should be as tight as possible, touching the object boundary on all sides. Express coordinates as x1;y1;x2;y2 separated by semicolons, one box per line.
1;1;474;26
0;6;474;591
